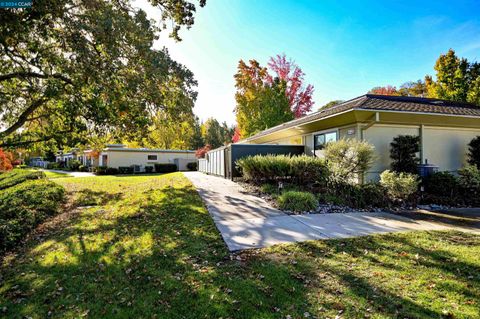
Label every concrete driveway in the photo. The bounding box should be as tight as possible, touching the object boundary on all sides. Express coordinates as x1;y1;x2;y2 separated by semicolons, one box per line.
41;169;95;178
184;172;479;251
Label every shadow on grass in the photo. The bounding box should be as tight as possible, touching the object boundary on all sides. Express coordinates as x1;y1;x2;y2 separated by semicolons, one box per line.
1;182;479;318
74;189;123;206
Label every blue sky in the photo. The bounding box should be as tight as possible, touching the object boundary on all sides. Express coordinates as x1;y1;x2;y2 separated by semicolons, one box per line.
136;0;480;125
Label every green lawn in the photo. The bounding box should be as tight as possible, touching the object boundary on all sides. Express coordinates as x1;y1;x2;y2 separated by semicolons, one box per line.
43;170;72;179
1;173;479;318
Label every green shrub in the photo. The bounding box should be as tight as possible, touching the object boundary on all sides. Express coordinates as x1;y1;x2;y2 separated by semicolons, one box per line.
467;136;480;168
94;166;119;175
424;171;459;198
186;162;198;171
154;163;178;173
380;170;419;201
46;162;60;169
0;169;45;190
0;179;65;251
323;139;376;184
119;166;134;174
67;159;82;171
236;155;327;185
78;165;89;172
260;183;277;195
278;191;318;212
145;166;154;173
390;135;420;174
318;182;389;208
458;165;480;203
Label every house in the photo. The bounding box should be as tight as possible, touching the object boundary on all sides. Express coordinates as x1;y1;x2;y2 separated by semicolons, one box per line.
200;94;480;181
56;144;196;172
98;144;196;172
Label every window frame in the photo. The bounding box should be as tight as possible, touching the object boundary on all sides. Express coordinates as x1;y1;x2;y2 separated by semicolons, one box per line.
312;129;338;153
147;154;158;161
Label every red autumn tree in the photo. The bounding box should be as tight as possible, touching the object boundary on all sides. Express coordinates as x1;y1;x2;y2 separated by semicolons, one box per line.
368;85;399;96
0;148;13;171
232;127;241;143
268;54;315;118
195;144;212;158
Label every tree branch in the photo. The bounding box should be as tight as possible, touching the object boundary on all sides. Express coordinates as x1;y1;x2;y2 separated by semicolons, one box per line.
0;98;48;139
0;132;67;148
0;72;73;84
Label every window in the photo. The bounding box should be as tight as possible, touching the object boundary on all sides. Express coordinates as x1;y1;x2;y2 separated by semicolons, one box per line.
313;131;337;155
147;155;157;161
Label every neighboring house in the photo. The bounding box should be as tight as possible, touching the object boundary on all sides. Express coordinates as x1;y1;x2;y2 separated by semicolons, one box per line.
201;94;480;181
98;144;196;172
56;144;196;172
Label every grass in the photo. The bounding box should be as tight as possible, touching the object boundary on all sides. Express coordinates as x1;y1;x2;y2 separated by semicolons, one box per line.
1;173;479;318
42;170;72;179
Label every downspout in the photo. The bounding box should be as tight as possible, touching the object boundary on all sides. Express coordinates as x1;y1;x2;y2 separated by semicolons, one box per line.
419;124;425;164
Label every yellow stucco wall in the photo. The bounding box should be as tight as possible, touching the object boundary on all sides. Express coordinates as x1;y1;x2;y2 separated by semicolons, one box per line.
362;124;420;181
423;127;480;172
102;151;196;169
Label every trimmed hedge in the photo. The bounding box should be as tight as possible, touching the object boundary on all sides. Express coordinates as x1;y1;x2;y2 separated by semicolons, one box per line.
119;166;134;174
236;155;328;185
94;166;119;175
154;163;177;173
145;166;154;173
0;169;45;190
186;162;197;171
278;191;318;212
0;179;65;251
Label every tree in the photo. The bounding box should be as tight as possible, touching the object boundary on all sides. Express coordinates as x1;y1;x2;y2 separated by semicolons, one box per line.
390;135;420;174
398;80;427;97
201;118;225;149
318;100;344;111
467;136;480;168
195;144;211;158
268;54;315;117
0;0;205;148
234;60;293;138
368;85;398;95
189;116;205;149
425;49;480;105
0;149;13;171
232;127;241;143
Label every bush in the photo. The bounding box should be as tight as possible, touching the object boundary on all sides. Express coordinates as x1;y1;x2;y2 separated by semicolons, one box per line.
236;155;328;185
467;136;480;168
119;166;134;174
458;165;480;204
186;162;198;171
390;135;420;174
0;179;65;251
78;165;90;172
323;139;376;184
154;163;178;173
318;182;389;209
46;162;60;169
0;169;45;190
145;166;154;173
424;171;459;198
260;183;278;195
380;170;419;201
67;159;82;171
94;166;119;175
278;191;318;212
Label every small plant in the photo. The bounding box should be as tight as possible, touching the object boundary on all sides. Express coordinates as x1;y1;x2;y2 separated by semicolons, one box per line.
260;183;277;195
390;135;420;174
467;136;480;168
186;162;198;171
323;139;376;184
278;191;318;212
154;163;178;173
380;170;419;202
94;166;119;175
67;159;82;171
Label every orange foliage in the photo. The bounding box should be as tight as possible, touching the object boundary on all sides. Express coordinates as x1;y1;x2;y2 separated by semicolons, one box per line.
0;148;13;171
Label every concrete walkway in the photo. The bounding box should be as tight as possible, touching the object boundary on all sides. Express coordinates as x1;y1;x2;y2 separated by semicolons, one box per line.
41;169;96;178
184;172;478;251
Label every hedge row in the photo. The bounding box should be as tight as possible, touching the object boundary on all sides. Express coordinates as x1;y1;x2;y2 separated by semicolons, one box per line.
0;178;65;252
236;155;328;185
0;169;45;190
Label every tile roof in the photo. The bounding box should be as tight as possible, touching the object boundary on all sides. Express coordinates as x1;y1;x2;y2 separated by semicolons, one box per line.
243;94;480;141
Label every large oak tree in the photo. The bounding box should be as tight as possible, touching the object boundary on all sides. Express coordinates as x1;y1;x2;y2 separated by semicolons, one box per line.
0;0;205;148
